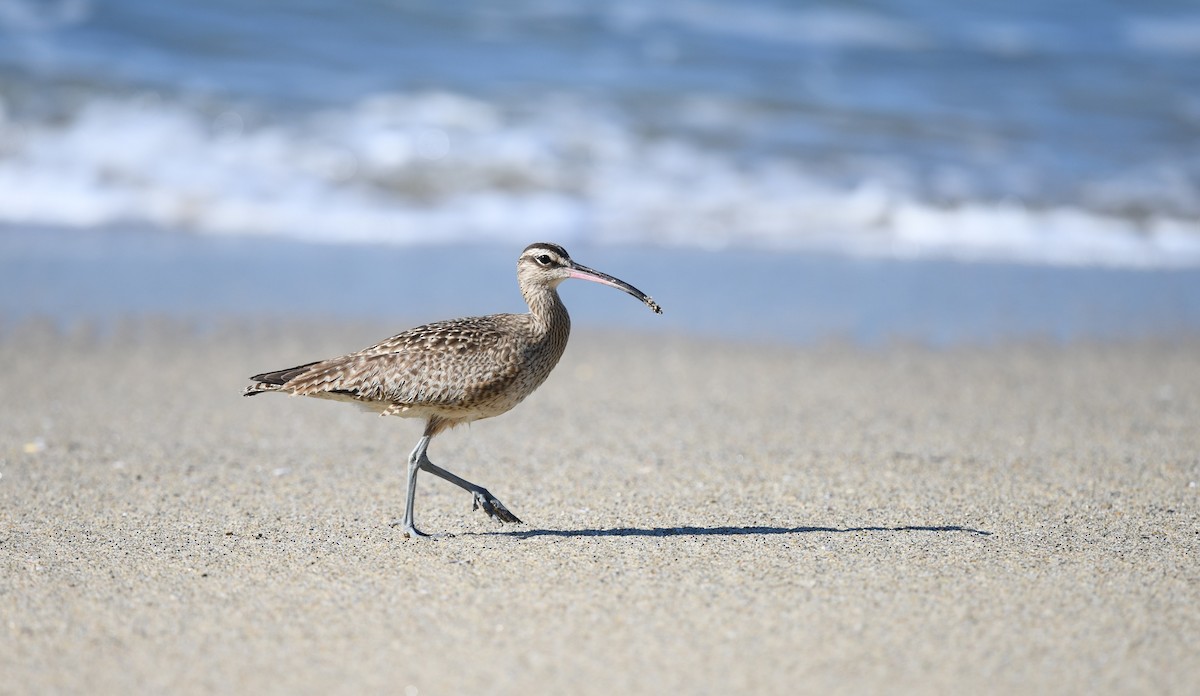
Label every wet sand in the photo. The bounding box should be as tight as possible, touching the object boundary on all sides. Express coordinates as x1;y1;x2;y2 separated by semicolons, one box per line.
2;320;1197;694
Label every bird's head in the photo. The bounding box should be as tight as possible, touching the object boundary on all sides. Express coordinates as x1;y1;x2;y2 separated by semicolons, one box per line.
517;242;662;314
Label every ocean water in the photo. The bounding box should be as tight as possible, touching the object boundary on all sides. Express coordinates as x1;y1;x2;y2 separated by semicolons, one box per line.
1;1;1199;343
4;225;1199;345
2;0;1199;266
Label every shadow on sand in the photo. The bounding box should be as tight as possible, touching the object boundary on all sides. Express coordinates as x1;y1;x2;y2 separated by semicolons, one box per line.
478;524;992;540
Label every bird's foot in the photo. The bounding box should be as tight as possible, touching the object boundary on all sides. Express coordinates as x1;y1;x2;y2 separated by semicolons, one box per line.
389;519;440;539
471;489;523;524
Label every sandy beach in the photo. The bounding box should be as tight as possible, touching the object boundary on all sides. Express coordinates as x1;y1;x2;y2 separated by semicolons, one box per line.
1;319;1197;694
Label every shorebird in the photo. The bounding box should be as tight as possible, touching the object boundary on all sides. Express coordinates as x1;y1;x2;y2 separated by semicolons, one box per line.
244;242;662;537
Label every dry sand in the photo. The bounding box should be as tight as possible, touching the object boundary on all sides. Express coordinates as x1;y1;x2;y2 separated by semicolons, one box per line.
2;319;1197;695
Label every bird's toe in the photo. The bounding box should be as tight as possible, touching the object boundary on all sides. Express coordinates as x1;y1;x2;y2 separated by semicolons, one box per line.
472;490;523;524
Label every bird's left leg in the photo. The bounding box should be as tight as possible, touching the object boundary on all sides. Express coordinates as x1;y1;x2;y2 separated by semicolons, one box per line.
416;456;523;524
398;435;431;538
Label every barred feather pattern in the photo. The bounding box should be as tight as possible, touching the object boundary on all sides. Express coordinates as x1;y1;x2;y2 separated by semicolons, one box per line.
245;306;571;435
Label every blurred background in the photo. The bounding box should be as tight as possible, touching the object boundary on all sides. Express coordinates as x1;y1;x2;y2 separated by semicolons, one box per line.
2;0;1199;343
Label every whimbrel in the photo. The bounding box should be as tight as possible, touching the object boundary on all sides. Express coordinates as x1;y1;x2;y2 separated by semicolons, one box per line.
244;242;662;537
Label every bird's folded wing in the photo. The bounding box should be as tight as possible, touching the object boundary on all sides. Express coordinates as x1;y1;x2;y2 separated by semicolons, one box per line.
282;317;528;408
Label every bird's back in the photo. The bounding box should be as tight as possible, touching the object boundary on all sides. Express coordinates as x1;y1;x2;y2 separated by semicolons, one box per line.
246;313;569;423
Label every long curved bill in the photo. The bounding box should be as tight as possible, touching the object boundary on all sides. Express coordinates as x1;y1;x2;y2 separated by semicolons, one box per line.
567;261;663;314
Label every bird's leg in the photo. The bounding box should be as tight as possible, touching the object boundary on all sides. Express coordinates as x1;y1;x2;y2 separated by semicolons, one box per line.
417;456;523;524
400;435;432;538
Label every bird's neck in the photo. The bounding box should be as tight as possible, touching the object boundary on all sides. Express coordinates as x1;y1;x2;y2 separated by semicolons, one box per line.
525;284;571;341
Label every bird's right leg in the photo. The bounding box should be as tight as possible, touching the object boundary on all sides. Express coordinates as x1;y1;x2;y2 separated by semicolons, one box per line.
400;435;431;538
417;457;523;524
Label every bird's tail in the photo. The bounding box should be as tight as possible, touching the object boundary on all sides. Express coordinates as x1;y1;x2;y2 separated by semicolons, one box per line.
243;383;281;396
243;360;322;397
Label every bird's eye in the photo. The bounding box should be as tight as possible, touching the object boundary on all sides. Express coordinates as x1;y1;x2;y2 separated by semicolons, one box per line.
535;254;553;266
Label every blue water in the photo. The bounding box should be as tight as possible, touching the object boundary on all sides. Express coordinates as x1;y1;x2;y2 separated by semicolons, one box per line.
4;225;1199;345
1;1;1199;343
1;0;1199;266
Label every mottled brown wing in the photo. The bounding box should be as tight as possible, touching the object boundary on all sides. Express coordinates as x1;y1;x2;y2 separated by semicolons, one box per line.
281;315;531;408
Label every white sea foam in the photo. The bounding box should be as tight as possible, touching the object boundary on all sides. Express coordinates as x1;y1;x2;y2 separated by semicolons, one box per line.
1;91;1198;268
